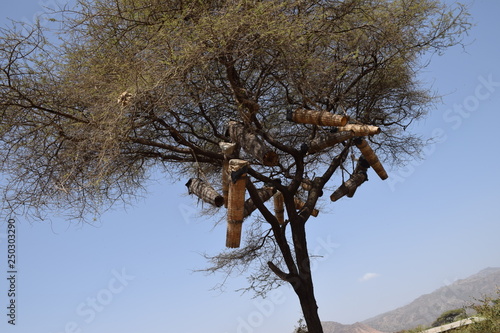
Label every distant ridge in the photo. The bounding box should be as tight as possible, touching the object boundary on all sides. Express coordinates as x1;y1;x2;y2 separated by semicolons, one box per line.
362;267;500;332
322;321;385;333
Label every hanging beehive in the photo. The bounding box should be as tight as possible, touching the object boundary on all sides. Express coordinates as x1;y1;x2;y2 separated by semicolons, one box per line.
288;108;349;127
355;138;388;180
226;159;250;248
336;124;380;136
219;142;238;156
294;197;319;217
185;178;224;207
330;172;367;202
273;191;285;225
117;91;133;107
346;157;370;198
243;187;276;218
221;160;230;207
219;142;239;208
301;179;313;191
308;131;354;154
228;121;279;166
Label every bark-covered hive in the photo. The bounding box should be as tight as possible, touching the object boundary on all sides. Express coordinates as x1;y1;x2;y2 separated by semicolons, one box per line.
186;178;224;207
226;159;250;248
228;121;278;166
355;138;388;180
288;108;349;127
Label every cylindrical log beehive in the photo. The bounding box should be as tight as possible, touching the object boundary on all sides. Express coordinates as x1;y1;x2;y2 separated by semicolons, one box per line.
308;131;354;154
226;222;242;249
348;156;369;198
220;141;239;208
290;109;349;127
226;159;249;248
301;179;313;191
219;142;238;156
222;159;230;207
336;124;380;136
243;187;276;218
228;121;279;166
355;139;388;180
294;197;319;217
274;191;285;225
186;178;224;207
330;173;367;202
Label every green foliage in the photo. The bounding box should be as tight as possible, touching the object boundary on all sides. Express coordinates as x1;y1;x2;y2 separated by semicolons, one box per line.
432;308;467;327
294;318;308;333
453;290;500;333
396;325;428;333
402;291;500;333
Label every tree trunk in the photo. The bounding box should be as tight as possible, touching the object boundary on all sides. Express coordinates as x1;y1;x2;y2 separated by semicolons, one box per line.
289;216;324;333
295;277;323;333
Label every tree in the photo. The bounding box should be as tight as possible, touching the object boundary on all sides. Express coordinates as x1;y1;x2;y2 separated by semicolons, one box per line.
455;290;500;333
431;308;467;328
0;1;469;332
295;318;309;333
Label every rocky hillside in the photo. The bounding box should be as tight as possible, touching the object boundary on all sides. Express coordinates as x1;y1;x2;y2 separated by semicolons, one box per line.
322;322;385;333
362;267;500;332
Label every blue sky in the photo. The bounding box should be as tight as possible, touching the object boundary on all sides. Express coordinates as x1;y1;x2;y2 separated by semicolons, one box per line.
1;1;499;333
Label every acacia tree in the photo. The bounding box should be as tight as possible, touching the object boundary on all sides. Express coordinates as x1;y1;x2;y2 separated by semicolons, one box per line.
0;1;469;332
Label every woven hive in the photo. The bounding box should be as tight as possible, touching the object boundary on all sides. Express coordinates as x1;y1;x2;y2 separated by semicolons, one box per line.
355;138;388;180
228;121;278;166
219;142;238;156
301;179;313;191
289;108;349;127
336;124;380;136
294;197;319;217
330;172;367;202
308;131;354;154
221;160;230;207
185;178;224;207
273;191;285;225
219;142;239;208
226;159;250;248
243;187;276;218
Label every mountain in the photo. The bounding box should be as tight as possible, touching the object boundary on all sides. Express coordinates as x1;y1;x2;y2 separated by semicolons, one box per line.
362;267;500;332
322;322;385;333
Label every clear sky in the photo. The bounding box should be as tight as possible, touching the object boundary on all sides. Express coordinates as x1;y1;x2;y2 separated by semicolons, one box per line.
0;1;499;333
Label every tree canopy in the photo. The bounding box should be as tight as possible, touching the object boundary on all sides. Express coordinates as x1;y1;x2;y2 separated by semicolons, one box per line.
0;0;470;331
0;0;468;220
